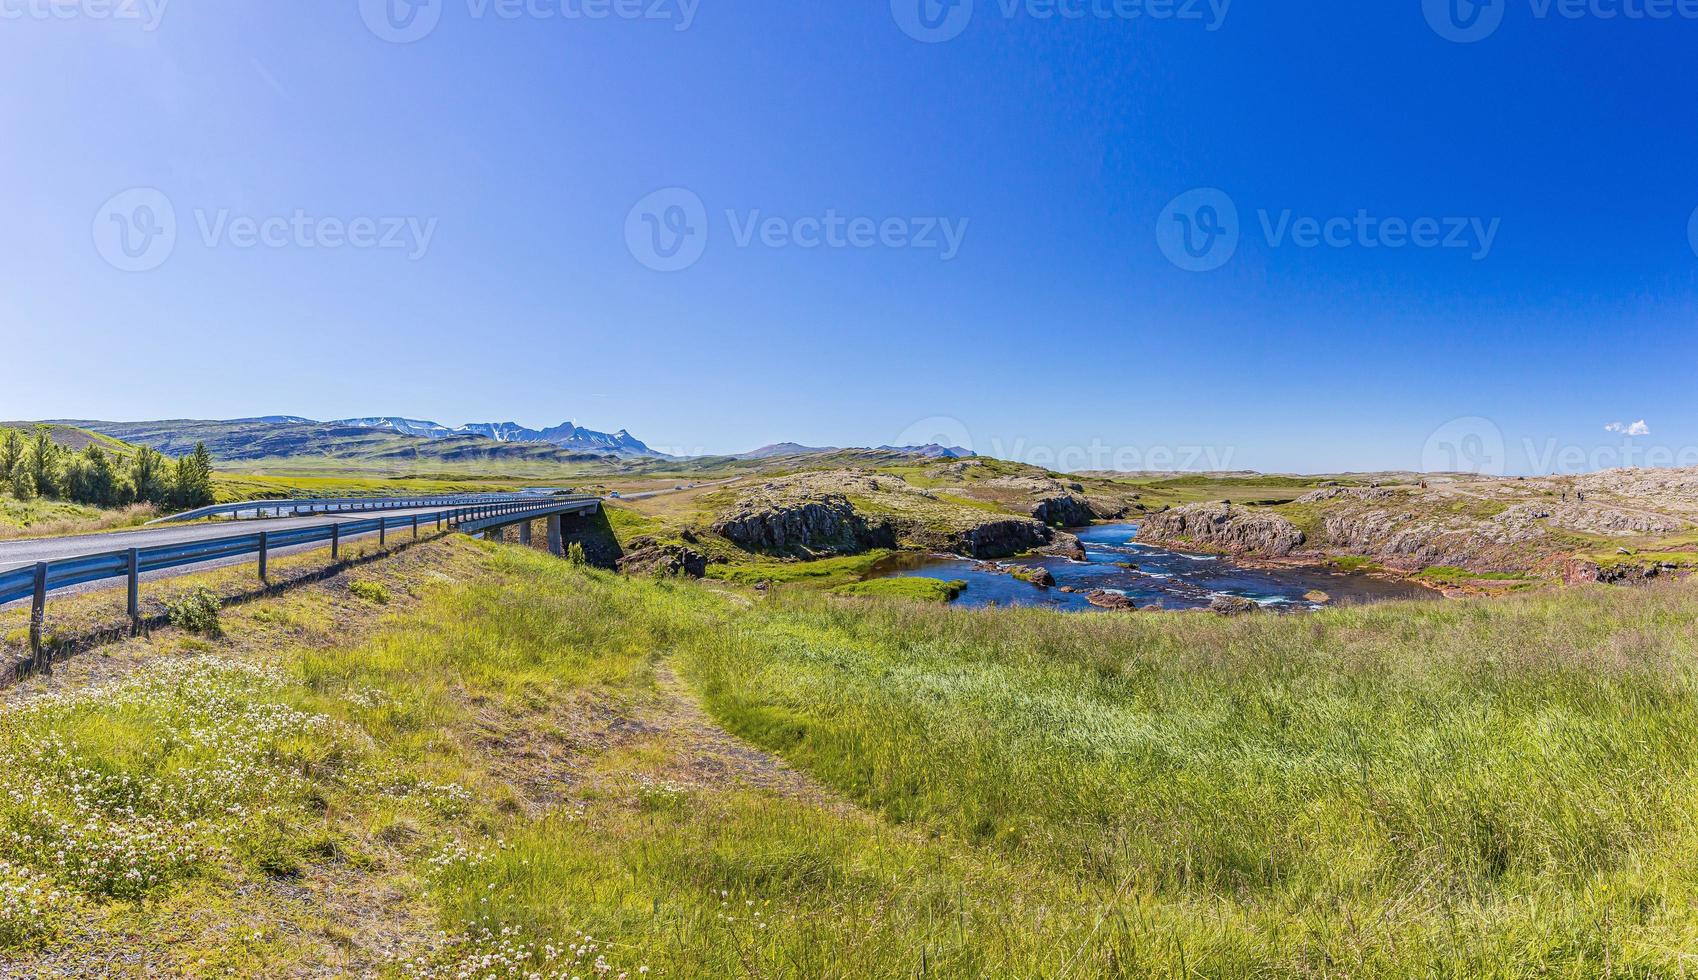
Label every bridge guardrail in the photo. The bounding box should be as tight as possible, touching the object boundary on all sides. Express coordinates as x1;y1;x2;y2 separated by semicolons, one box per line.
2;495;600;664
149;492;556;525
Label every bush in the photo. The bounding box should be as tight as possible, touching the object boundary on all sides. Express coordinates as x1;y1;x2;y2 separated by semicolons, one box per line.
348;581;391;605
566;542;587;566
165;588;222;637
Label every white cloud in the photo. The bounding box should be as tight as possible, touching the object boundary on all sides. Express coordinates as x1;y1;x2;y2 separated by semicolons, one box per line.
1604;420;1651;436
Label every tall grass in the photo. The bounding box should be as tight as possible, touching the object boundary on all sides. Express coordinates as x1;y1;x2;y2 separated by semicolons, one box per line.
6;538;1698;976
670;579;1698;974
370;546;1698;975
0;499;157;540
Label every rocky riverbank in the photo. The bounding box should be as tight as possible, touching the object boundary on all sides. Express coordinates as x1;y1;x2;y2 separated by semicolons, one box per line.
1136;468;1698;587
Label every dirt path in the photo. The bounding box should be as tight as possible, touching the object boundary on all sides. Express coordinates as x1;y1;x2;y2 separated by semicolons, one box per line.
0;543;858;978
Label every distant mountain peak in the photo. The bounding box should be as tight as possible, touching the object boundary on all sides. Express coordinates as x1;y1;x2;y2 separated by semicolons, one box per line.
735;442;840;460
876;444;976;459
318;416;663;458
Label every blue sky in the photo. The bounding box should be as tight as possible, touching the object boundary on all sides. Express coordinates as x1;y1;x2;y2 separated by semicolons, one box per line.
2;0;1695;473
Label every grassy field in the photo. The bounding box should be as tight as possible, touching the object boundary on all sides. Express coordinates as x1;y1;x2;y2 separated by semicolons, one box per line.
1;539;1696;976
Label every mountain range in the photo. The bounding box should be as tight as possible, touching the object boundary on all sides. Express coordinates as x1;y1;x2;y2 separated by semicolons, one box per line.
325;417;656;456
57;416;665;464
50;416;975;467
733;442;974;460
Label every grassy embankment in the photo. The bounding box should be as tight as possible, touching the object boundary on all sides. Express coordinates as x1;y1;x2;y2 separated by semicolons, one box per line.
0;498;158;541
1;538;1696;975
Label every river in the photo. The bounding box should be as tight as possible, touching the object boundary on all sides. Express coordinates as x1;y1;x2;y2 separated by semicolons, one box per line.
869;523;1434;612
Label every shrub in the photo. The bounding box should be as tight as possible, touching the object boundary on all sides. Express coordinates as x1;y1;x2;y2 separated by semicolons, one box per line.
165;587;222;636
348;581;391;605
566;542;587;566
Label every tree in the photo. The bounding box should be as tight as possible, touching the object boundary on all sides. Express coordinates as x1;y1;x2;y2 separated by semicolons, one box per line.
6;461;35;501
27;427;60;499
65;445;134;507
0;429;22;495
130;446;168;505
168;442;216;510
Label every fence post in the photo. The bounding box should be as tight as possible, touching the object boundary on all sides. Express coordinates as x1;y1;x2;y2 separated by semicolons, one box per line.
126;548;140;631
379;517;387;548
331;523;341;561
412;515;419;540
29;562;48;672
258;531;269;583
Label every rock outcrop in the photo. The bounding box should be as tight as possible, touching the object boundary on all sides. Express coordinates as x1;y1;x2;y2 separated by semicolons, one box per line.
1137;504;1305;557
710;468;1107;563
1034;531;1087;561
713;492;896;557
949;520;1055;559
1031;495;1096;528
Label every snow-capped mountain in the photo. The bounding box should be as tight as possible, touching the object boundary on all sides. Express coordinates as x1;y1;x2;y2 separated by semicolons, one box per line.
333;417;458;439
321;417;662;457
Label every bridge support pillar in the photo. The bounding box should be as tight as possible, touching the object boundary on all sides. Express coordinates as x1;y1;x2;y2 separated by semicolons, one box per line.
547;515;564;557
519;521;532;546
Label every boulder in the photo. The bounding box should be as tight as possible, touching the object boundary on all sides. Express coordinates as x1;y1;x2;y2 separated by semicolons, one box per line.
1209;595;1260;616
618;544;709;579
1087;590;1136;610
1011;566;1056;588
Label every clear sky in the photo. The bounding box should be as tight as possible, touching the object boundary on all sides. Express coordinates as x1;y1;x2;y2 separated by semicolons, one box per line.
3;0;1695;473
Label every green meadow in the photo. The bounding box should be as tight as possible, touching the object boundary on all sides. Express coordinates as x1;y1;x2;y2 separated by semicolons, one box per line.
2;538;1696;976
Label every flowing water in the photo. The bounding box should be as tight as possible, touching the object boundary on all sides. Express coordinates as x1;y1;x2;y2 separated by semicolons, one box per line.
869;523;1434;612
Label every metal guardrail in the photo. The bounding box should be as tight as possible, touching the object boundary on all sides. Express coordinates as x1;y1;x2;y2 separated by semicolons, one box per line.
2;495;600;666
149;492;556;525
